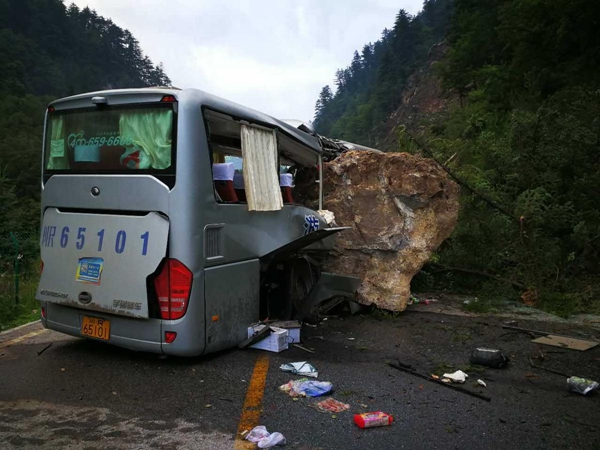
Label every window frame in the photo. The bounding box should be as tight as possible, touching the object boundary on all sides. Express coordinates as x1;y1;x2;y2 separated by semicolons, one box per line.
43;102;178;186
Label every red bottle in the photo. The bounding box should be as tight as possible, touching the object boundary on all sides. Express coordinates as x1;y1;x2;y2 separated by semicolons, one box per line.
354;412;394;428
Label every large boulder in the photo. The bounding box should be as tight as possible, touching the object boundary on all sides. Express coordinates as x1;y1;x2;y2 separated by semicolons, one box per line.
320;150;460;311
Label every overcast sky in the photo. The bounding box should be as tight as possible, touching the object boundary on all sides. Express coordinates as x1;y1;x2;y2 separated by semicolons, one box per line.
71;0;423;122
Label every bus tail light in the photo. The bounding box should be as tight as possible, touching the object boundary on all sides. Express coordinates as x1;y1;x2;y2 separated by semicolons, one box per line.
41;306;46;319
153;259;192;320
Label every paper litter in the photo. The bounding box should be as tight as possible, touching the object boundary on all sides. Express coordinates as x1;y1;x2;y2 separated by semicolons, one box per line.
567;376;599;395
311;398;350;413
279;362;318;378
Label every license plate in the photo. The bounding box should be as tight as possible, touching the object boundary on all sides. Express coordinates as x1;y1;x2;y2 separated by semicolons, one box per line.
81;316;110;341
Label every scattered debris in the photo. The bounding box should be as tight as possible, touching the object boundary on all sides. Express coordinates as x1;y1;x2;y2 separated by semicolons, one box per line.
311;398;350;413
567;377;599;396
529;360;570;378
388;362;491;402
317;209;336;225
347;338;355;341
60;368;66;372
354;411;394;428
245;426;287;448
477;379;487;388
395;360;415;371
247;325;289;353
470;348;508;368
279;379;333;397
280;362;318;378
502;325;598;342
531;335;598;351
239;325;272;349
37;342;53;356
268;321;301;343
292;344;315;354
442;370;469;383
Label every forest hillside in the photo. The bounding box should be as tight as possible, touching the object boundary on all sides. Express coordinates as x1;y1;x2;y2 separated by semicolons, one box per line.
314;0;600;316
0;0;170;327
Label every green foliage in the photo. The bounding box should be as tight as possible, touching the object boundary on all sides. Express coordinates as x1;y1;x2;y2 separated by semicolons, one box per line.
313;0;453;145
0;0;171;309
0;276;40;331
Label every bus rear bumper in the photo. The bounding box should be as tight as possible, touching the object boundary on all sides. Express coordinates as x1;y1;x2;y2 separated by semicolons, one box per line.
43;302;163;354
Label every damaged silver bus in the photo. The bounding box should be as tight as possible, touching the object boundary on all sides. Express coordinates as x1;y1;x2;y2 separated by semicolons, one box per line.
36;88;359;356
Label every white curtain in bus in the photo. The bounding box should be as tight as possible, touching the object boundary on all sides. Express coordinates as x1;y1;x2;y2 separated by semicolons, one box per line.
47;116;69;170
241;124;283;211
119;109;173;169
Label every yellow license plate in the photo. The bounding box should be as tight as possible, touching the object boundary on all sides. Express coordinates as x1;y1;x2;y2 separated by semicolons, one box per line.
81;316;110;341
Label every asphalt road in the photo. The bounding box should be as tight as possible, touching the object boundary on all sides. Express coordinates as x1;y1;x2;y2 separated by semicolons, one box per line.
1;310;599;449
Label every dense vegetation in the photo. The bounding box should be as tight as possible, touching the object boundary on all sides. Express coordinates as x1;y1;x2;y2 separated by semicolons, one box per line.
315;0;600;315
314;0;452;145
0;0;170;329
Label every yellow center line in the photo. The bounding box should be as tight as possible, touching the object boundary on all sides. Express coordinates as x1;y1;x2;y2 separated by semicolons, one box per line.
0;329;48;349
234;354;270;450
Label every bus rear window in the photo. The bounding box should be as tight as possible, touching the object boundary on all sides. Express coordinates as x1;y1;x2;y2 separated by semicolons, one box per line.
45;105;175;173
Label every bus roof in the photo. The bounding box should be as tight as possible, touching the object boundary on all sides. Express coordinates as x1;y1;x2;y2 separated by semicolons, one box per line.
50;88;322;155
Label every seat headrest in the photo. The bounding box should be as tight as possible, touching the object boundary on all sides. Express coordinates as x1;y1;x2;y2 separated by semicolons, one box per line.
213;162;235;181
280;173;294;187
233;171;245;189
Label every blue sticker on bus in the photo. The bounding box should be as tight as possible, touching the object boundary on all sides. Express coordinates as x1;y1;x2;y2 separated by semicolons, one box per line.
304;215;320;235
76;257;104;285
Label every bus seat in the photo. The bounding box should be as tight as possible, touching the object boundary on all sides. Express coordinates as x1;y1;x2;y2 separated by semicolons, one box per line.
233;171;246;202
213;162;238;202
280;173;294;204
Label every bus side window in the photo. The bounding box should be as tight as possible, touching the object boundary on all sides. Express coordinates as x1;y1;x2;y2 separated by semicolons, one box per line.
210;153;245;204
213;162;238;202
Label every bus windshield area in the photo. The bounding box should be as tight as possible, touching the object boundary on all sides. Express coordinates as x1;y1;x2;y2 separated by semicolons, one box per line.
44;105;174;173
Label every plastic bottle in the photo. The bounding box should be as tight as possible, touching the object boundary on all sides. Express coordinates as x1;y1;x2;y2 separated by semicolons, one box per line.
353;412;394;429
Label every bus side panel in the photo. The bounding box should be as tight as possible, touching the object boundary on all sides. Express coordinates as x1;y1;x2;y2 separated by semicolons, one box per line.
204;259;260;353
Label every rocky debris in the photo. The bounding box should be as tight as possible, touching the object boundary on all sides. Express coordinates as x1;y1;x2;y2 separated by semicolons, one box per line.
319;150;460;311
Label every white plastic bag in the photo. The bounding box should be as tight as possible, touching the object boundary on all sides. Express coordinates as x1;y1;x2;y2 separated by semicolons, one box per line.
258;432;286;448
246;426;270;443
442;370;469;383
245;426;286;448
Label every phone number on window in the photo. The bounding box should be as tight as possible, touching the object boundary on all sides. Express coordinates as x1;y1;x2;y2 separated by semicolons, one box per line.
67;133;133;148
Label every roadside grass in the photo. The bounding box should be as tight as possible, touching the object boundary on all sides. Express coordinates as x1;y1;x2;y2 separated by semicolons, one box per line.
0;277;40;332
